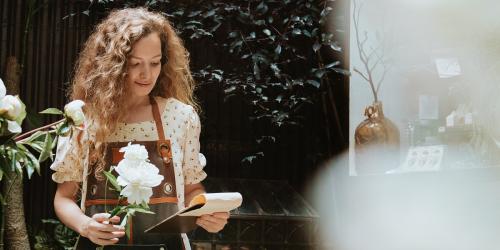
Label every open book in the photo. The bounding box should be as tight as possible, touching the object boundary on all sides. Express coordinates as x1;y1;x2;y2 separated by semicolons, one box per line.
144;192;242;234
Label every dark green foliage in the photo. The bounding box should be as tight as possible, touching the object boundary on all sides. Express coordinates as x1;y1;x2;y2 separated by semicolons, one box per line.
73;0;347;163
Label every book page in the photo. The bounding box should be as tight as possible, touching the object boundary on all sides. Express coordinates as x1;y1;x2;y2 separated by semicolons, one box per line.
180;192;242;216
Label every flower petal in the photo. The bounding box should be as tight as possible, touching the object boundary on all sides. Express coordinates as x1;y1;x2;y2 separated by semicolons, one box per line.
7;120;21;133
0;78;5;99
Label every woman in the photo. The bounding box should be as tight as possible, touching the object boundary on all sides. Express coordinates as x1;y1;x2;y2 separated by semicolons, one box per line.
51;7;228;249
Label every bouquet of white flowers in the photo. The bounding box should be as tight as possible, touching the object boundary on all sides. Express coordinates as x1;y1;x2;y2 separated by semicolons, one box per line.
103;143;164;238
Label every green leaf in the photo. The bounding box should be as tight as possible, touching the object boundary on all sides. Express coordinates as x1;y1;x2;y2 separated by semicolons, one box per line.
109;205;126;218
38;133;53;162
228;31;238;38
56;121;71;136
241;155;257;164
330;42;342;52
254;20;265;26
203;9;216;18
24;130;47;143
253;63;261;80
331;68;351;75
274;45;282;55
325;61;340;68
39;108;63;115
130;207;154;214
24;150;40;178
262;29;271;36
313;41;321;52
307;80;321;88
256;1;268;14
303;29;312;37
185;20;202;25
188;10;201;17
103;170;122;192
224;86;237;94
212;73;223;82
314;69;326;78
292;28;302;35
9;149;17;172
270;63;281;77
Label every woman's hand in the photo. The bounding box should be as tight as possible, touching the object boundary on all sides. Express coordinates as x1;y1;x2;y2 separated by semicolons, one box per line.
196;212;230;233
81;213;126;246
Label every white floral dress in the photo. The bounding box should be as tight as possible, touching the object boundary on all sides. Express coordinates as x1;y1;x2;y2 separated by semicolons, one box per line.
50;96;207;248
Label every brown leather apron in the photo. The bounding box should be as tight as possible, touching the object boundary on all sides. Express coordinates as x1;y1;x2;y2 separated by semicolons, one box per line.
75;97;185;250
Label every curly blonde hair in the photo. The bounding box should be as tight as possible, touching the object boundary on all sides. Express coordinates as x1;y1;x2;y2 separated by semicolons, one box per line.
69;7;198;179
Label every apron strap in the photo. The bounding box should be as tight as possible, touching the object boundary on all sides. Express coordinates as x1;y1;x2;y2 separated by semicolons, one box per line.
150;96;165;140
149;96;173;165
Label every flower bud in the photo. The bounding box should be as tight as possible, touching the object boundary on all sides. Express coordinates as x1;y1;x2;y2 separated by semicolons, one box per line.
0;95;24;121
64;100;85;126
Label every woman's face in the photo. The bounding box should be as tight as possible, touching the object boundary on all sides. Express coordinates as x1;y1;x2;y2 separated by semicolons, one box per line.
125;32;162;99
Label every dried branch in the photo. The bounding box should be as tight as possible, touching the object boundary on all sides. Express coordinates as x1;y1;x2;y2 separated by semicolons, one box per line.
353;0;378;102
352;0;390;103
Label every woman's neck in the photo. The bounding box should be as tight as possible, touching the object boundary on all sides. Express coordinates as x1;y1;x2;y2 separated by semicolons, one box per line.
124;95;151;110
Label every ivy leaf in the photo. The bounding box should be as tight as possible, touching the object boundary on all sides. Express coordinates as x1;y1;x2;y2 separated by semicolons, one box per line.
292;28;302;35
262;29;271;36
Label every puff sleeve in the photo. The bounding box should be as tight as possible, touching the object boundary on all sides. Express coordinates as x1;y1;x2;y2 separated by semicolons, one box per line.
182;107;207;185
50;131;85;183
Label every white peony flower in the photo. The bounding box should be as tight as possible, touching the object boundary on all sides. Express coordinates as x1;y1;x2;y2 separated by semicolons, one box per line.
0;95;24;121
7;120;21;133
64;100;85;126
199;153;207;167
115;160;164;205
0;78;5;99
119;142;149;162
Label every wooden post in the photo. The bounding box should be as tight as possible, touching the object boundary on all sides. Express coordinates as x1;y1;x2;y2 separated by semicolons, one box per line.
1;56;30;250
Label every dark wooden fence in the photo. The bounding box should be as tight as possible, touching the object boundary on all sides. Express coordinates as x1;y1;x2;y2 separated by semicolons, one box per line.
0;0;349;231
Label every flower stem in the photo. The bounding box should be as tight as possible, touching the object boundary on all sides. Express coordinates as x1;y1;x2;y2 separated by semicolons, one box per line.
14;119;64;141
